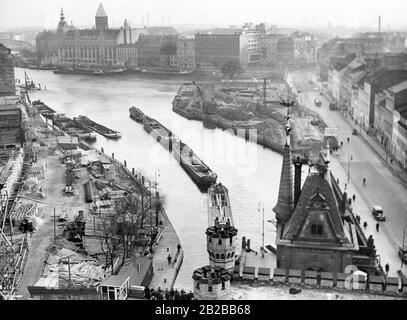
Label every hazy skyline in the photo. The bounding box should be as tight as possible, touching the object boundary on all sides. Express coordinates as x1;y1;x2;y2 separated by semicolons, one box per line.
1;0;407;31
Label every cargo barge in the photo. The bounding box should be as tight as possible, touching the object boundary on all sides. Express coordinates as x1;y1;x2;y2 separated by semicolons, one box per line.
143;116;173;150
52;114;96;141
173;138;217;191
129;106;146;123
32;100;56;119
74;115;121;139
129;107;217;190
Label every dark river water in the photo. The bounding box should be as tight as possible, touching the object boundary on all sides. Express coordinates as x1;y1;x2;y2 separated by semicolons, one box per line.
16;68;286;289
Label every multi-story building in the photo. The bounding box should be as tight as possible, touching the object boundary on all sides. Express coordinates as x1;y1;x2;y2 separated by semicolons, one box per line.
318;37;385;81
135;34;178;68
375;80;407;159
292;31;316;64
0;44;22;148
0;44;16;96
35;8;76;58
327;54;356;104
388;81;407;164
393;104;407;168
276;37;295;66
242;29;261;65
356;69;407;131
260;34;282;66
176;37;195;71
194;32;248;72
58;28;121;66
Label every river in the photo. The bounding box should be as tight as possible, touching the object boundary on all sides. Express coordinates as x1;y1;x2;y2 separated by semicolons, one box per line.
16;68;286;290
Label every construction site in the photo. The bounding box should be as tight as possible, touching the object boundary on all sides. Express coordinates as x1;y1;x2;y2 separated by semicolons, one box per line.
172;79;332;157
0;45;182;300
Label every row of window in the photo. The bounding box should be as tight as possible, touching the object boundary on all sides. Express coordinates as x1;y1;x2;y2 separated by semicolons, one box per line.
196;281;226;291
208;251;235;260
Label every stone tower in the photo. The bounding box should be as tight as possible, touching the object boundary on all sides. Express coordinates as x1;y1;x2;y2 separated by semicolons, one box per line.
273;101;294;223
192;183;237;300
95;3;108;30
206;184;238;272
0;44;15;96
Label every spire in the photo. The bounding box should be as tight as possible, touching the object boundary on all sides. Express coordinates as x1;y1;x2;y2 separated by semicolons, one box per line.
60;7;65;21
273;99;295;222
96;3;108;17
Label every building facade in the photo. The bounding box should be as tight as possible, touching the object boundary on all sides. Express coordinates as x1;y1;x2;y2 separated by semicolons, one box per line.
0;44;22;148
176;37;195;71
194;32;248;72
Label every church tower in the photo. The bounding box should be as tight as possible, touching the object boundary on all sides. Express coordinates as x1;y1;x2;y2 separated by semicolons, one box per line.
95;3;108;30
273;100;294;223
57;8;68;33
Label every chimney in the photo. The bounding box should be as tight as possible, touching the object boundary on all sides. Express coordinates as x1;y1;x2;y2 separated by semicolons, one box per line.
293;156;303;208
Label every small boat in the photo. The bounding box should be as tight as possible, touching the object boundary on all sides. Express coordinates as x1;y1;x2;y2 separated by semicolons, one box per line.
129;106;146;123
173;139;217;191
74;115;121;139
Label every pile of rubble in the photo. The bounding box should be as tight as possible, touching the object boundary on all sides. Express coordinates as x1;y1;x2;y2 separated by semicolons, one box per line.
36;244;109;289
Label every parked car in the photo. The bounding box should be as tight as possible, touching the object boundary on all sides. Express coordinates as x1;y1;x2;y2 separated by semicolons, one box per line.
352;129;358;135
314;99;322;107
372;205;386;221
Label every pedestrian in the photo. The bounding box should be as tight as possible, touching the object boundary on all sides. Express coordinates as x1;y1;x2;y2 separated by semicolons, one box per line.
169;288;174;300
144;286;151;300
376;223;379;232
352;194;356;202
177;244;181;253
363;178;366;186
356;215;361;224
347;137;350;143
167;254;172;265
165;288;170;300
390;158;393;164
341;141;343;148
363;221;368;229
385;263;390;275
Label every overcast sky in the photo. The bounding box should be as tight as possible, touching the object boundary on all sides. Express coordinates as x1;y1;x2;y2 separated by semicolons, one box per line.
1;0;407;31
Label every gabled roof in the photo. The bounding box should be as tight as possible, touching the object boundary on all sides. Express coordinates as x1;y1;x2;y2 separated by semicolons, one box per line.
282;172;349;244
95;3;107;17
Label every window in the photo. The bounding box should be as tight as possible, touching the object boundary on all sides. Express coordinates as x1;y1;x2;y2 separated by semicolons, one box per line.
311;224;323;236
218;238;222;245
222;282;226;290
208;285;213;292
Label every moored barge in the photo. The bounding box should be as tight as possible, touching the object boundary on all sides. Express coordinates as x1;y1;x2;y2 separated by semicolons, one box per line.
52;114;96;141
129;106;146;123
74;115;121;139
173;138;217;191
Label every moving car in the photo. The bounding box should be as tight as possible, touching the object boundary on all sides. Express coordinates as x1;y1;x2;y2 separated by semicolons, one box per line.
372;205;386;221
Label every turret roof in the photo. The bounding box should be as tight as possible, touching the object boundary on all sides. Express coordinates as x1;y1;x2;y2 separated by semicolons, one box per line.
96;3;107;17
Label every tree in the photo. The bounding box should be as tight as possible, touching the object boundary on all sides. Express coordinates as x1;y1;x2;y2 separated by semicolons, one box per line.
221;60;242;79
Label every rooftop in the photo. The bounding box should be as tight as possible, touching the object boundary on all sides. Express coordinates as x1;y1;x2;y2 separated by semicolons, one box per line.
95;3;107;17
388;80;407;93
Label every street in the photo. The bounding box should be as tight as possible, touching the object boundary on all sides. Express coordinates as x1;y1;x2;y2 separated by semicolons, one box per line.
288;69;407;276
